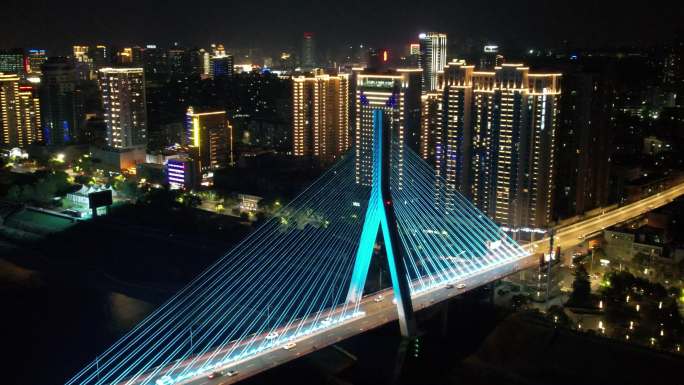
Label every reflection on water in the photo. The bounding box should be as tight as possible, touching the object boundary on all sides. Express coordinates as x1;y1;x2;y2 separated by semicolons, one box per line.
0;257;156;385
0;257;43;286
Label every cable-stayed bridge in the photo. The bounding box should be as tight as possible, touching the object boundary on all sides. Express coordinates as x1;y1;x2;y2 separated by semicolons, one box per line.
64;108;684;385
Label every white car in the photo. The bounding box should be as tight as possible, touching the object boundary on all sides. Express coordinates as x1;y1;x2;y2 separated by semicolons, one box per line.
445;284;454;289
321;317;333;325
456;283;466;289
283;342;297;350
374;295;384;302
265;332;279;340
226;370;239;377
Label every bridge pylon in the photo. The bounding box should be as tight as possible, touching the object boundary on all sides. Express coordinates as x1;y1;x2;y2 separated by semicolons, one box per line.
346;109;416;337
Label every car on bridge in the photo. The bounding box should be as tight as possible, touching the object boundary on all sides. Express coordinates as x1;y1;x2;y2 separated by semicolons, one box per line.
283;342;297;350
208;371;223;379
265;331;279;340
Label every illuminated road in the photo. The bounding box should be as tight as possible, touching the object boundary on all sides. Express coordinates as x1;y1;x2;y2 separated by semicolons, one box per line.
126;181;684;385
527;181;684;254
130;254;538;385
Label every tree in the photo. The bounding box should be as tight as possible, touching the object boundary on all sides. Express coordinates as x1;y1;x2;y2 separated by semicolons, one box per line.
568;264;592;307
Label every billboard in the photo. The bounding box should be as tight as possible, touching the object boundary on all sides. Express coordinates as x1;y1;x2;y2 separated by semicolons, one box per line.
88;190;113;209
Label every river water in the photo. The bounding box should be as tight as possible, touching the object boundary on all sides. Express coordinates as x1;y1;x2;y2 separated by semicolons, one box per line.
0;258;156;385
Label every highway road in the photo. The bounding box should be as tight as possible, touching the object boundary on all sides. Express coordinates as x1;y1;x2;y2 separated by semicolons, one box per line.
527;181;684;255
124;181;684;385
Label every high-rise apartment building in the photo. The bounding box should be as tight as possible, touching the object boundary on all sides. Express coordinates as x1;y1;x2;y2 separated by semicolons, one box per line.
302;33;315;71
292;73;350;163
355;70;421;186
0;74;42;147
418;32;447;92
98;68;147;149
40;57;83;145
185;107;233;172
422;61;561;228
556;65;615;218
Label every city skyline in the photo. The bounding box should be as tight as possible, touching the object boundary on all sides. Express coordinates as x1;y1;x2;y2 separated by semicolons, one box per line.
1;0;682;55
0;4;683;385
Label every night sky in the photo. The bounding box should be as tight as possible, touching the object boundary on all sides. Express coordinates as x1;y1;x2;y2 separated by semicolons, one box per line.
2;0;682;54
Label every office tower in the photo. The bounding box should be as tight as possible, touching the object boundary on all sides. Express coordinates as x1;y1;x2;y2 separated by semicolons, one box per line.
167;47;185;75
142;45;168;77
211;43;226;57
73;46;90;62
73;45;93;80
0;49;26;78
210;55;234;78
26;49;47;77
185;107;233;171
479;45;504;69
405;43;420;67
0;74;42;147
355;70;420;186
302;33;315;71
40;57;83;145
556;66;614;217
418;32;447;92
98;68;147;149
421;61;561;228
118;48;133;64
292;73;350;163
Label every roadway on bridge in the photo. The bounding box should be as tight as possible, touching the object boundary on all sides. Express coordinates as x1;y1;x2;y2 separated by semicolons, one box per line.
151;254;538;385
528;181;684;255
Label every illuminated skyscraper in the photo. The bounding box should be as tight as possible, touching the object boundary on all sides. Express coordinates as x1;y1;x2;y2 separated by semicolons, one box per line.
0;49;26;78
98;68;147;149
73;46;90;62
479;45;504;69
292;73;350;163
26;49;47;77
302;33;315;71
40;57;83;145
355;70;421;186
0;74;42;147
418;32;447;92
210;55;234;78
421;61;561;228
185;107;233;171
